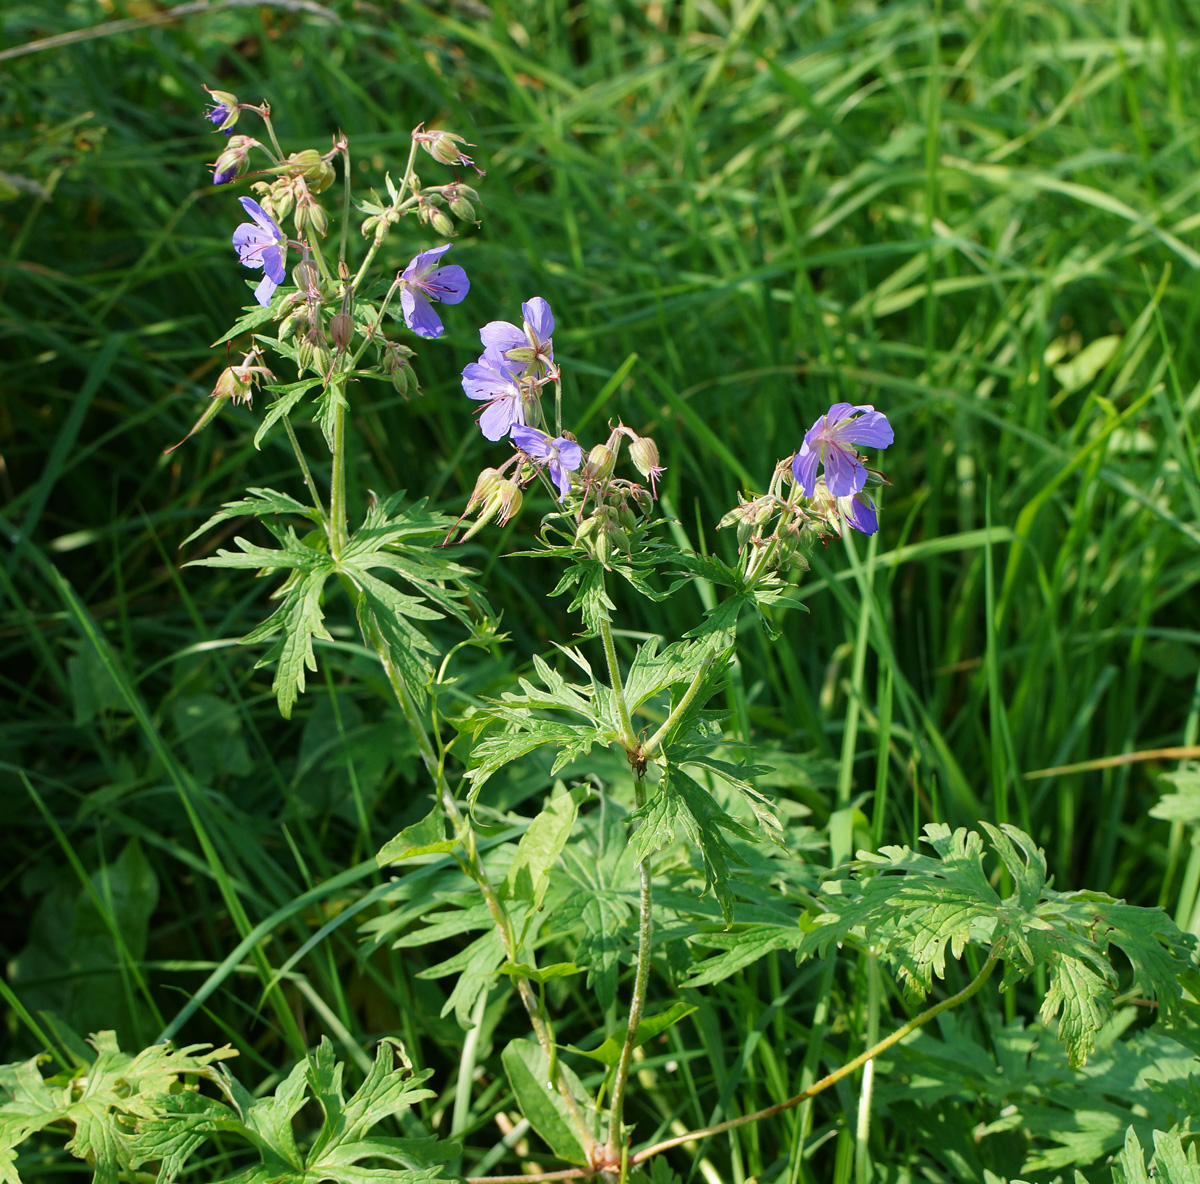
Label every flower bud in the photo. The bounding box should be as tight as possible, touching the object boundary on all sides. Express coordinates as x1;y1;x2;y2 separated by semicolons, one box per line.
385;344;418;396
268;178;294;221
466;467;504;513
279;306;309;341
212;134;254;185
629;435;665;496
297;336;314;371
293;260;321;297
448;193;476;221
429;207;455;238
459;476;522;541
310;342;332;376
583;443;616;482
616;504;637;532
330;313;354;350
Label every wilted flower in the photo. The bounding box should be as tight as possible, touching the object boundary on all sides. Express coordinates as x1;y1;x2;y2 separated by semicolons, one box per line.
461;348;526;440
628;434;664;497
481;298;554;376
414;126;479;171
792;402;893;498
163;348;273;455
398;244;469;338
232;196;288;307
510;425;583;501
203;86;239;132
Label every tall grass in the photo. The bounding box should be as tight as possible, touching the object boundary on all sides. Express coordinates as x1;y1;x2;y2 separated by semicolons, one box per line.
3;1;1200;1180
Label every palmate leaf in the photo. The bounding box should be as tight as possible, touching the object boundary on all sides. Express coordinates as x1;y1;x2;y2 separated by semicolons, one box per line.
0;1033;235;1184
631;765;756;923
679;823;1196;1065
127;1037;451;1184
183;486;322;546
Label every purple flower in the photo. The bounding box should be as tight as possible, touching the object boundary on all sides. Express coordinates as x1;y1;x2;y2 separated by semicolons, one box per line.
232;197;287;307
511;425;583;501
203;87;239;133
480;297;554;374
839;489;878;535
462;348;527;440
792;402;893;498
399;244;469;339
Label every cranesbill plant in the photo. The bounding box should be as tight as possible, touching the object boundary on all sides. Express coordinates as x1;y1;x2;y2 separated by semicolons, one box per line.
2;89;1197;1184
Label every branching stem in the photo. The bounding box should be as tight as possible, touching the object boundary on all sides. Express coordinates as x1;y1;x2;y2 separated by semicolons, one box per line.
466;952;1000;1183
642;655;715;759
366;625;594;1157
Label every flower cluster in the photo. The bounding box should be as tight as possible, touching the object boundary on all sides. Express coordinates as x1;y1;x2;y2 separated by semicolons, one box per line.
450;297;665;548
719;403;893;575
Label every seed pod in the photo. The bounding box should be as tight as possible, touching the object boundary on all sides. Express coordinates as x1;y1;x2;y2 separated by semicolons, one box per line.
330;313;354;350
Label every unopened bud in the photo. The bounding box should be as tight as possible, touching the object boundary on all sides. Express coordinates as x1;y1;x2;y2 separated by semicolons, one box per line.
460;477;522;541
429;207;455;238
279;306;309;341
292;260;321;297
466;467;504;513
386;345;418;395
449;194;476;221
298;197;328;237
583;444;616;482
297;337;314;371
330;313;354;350
311;342;333;375
616;504;637;532
284;150;334;191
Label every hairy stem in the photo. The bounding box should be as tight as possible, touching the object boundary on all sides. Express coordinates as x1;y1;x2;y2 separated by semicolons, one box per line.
464;951;1000;1184
605;771;651;1162
599;614;635;748
641;654;715;759
329;390;348;558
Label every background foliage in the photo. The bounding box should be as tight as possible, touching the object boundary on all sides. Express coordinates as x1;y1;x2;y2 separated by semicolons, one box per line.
3;1;1200;1181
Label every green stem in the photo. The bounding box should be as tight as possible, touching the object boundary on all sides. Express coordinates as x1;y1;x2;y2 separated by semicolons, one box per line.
329;391;348;558
628;952;999;1165
462;950;1000;1184
642;655;715;759
282;415;328;527
259;112;285;160
366;623;594;1156
351;136;421;291
605;772;651;1162
599;613;635;748
339;140;352;269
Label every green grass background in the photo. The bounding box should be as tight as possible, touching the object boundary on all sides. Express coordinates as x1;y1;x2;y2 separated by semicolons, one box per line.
3;0;1200;1180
